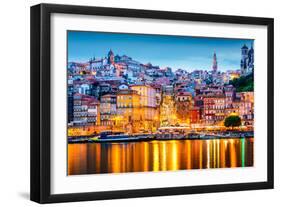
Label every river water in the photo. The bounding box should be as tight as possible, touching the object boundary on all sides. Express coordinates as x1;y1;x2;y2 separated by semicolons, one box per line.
68;138;253;175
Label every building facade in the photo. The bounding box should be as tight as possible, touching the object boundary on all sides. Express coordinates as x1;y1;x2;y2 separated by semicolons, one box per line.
72;93;100;126
203;95;226;125
116;89;141;133
100;94;117;127
131;85;158;132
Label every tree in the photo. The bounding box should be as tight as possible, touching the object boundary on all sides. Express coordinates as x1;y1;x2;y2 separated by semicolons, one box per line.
229;72;254;92
224;115;242;129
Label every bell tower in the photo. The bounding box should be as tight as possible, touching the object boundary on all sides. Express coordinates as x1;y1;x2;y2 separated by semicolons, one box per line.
212;52;218;72
241;44;249;75
108;49;115;64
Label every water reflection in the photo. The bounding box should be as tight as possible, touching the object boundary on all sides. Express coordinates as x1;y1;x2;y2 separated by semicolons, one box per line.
68;138;254;175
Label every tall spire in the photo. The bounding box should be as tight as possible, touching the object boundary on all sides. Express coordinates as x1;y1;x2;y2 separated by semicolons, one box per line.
212;51;218;72
108;49;115;64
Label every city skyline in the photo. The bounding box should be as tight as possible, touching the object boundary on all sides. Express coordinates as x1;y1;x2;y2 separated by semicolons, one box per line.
67;30;255;175
68;31;254;72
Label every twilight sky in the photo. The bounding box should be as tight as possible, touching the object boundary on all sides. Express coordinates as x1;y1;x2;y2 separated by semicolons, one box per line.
68;31;254;72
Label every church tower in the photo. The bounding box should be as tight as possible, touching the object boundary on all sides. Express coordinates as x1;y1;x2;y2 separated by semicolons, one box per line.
89;57;94;71
241;44;249;75
248;44;254;72
212;52;218;72
107;49;115;64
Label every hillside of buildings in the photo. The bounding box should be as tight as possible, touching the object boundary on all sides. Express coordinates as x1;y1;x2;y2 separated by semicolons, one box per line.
67;47;255;136
229;72;253;92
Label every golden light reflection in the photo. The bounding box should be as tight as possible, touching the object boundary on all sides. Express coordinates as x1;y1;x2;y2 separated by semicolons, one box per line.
143;142;149;171
68;138;254;175
212;140;217;168
111;144;121;173
216;139;220;168
91;143;101;173
230;140;237;168
199;141;203;169
220;140;226;168
152;142;160;171
160;142;167;171
187;140;192;169
68;144;87;175
121;145;126;172
171;141;179;171
206;140;210;169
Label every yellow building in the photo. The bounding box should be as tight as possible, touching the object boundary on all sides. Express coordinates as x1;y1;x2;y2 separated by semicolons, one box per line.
236;92;254;126
160;94;177;126
131;85;156;107
116;89;141;133
175;92;193;125
131;85;159;132
239;91;254;103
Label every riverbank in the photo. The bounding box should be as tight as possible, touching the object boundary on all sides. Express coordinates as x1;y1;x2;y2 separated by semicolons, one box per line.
68;131;254;143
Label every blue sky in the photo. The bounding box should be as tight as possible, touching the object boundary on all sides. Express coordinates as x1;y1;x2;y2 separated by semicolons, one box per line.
68;31;254;72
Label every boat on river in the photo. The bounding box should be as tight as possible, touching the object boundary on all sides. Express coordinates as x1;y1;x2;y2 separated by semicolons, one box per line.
88;132;155;143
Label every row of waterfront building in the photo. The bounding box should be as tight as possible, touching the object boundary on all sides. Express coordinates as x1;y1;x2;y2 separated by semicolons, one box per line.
68;83;254;135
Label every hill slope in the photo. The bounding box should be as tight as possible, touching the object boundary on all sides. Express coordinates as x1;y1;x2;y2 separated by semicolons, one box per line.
229;72;254;92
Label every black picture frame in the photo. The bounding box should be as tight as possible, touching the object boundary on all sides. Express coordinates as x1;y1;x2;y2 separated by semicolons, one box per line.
30;3;274;204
